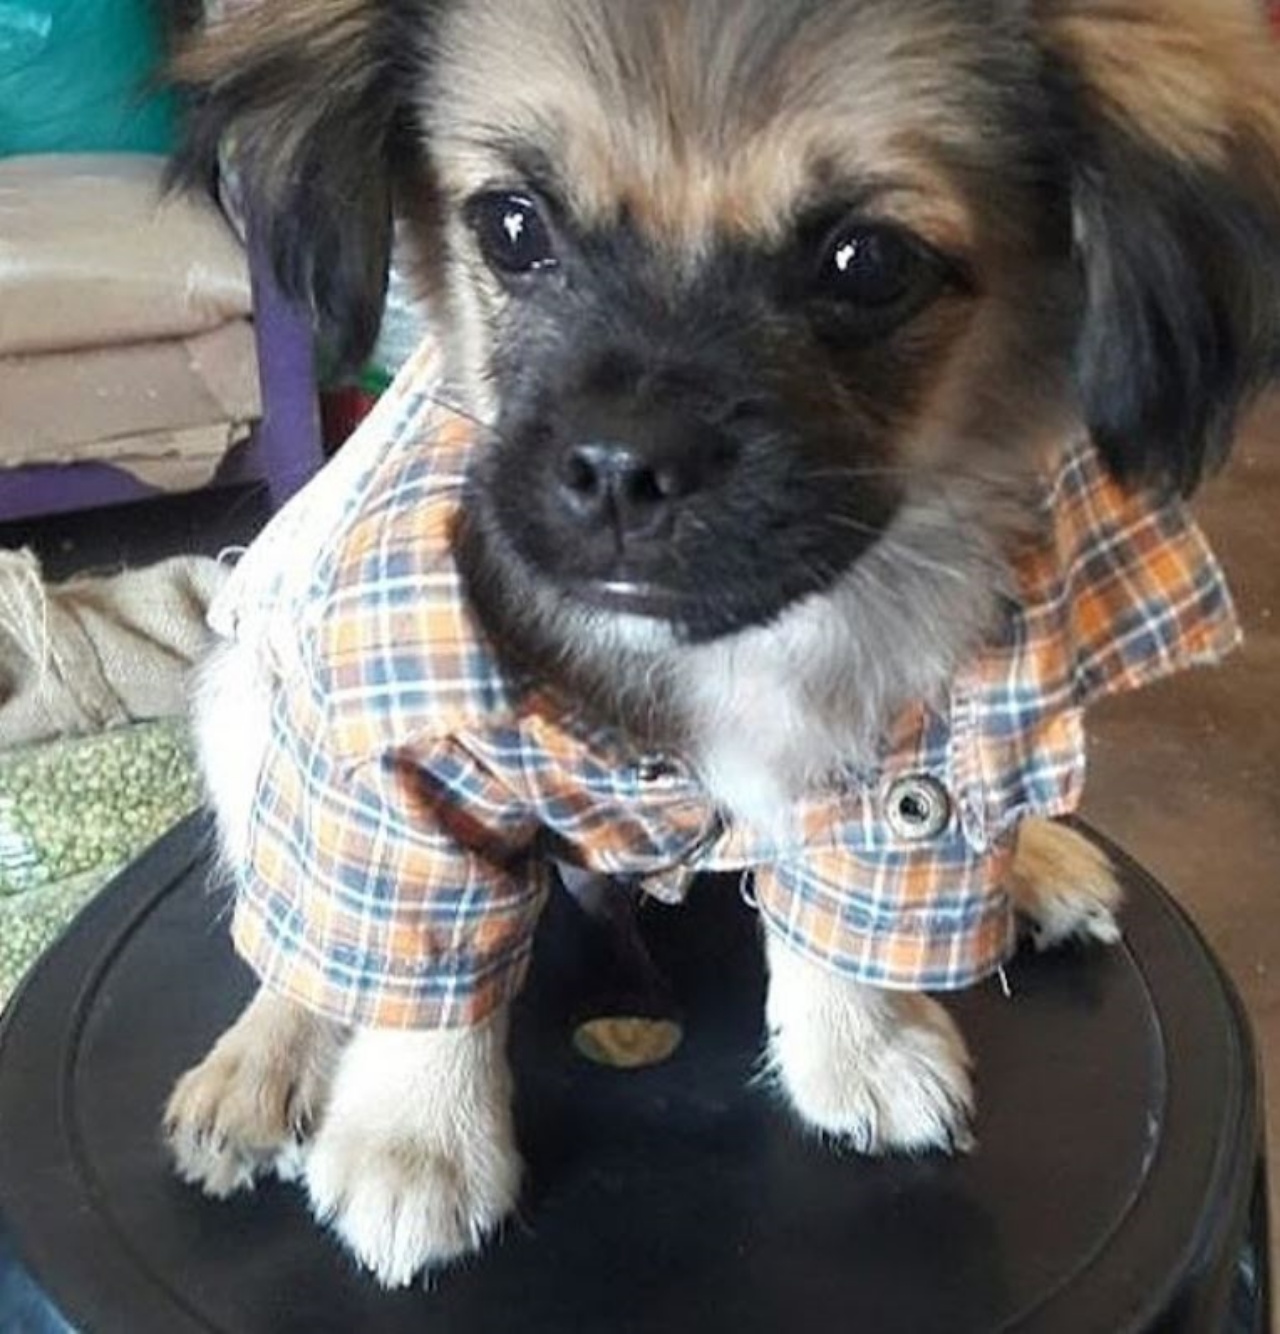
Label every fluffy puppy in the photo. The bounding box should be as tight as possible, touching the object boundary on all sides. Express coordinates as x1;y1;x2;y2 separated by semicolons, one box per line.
164;0;1280;1289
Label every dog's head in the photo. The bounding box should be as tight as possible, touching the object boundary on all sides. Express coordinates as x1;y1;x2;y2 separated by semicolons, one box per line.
174;0;1280;659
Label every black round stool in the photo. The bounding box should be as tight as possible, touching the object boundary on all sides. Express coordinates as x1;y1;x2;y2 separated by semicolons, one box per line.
0;814;1268;1333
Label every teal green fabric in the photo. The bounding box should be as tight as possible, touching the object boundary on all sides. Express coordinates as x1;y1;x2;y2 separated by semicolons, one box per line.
0;720;201;1007
0;0;177;156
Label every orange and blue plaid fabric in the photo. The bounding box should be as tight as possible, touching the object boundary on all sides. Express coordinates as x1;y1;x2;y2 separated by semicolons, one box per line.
212;339;1241;1028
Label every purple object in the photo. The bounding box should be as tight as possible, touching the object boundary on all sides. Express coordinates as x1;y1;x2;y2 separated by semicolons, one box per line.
0;219;325;524
243;225;326;509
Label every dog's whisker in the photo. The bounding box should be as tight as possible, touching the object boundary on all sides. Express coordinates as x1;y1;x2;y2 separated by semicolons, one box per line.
824;515;890;544
805;465;916;483
871;537;972;583
419;391;503;439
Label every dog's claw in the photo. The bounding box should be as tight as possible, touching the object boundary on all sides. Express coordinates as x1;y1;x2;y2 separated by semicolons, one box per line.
1011;820;1123;952
164;992;343;1200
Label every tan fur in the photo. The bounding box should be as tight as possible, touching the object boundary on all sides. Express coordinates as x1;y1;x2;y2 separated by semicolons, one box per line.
165;987;519;1287
429;1;993;254
306;1015;521;1288
165;990;346;1197
764;930;975;1153
1040;0;1280;174
173;0;379;160
174;0;372;81
1009;816;1123;949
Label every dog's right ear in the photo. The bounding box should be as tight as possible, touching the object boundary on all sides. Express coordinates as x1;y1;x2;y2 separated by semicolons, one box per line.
170;0;431;370
1037;0;1280;496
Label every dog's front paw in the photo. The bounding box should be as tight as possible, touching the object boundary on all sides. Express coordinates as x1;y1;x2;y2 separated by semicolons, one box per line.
764;935;973;1155
770;990;975;1154
164;989;344;1198
1010;817;1122;951
304;1019;520;1288
306;1119;520;1288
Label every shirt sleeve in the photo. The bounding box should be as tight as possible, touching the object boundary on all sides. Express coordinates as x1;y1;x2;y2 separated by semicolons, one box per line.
232;697;549;1029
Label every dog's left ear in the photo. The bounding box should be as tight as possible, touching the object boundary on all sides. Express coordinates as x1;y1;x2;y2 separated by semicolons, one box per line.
168;0;438;374
1038;0;1280;494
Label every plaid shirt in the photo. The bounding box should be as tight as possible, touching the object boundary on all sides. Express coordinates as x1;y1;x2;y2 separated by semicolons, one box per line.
211;339;1241;1029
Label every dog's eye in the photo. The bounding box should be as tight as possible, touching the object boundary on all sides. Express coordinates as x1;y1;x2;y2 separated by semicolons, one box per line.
468;193;557;276
818;223;924;307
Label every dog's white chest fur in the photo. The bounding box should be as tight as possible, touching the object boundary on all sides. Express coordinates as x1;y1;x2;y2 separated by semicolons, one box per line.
684;649;852;833
679;601;878;834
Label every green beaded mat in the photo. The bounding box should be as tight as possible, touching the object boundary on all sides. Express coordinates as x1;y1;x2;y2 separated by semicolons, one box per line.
0;720;202;1007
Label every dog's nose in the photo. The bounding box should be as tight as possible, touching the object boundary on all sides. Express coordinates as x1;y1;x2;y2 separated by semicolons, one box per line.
557;441;702;538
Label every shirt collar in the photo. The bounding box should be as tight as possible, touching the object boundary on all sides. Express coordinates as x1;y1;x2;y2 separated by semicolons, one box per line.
229;348;1239;784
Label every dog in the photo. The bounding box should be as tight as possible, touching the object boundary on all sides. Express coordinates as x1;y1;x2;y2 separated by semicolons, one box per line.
162;0;1280;1289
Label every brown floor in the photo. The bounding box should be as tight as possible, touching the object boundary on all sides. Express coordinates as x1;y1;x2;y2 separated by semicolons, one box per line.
1081;389;1280;1318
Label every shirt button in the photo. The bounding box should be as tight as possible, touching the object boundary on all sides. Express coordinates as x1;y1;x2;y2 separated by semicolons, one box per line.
634;754;679;783
884;775;952;842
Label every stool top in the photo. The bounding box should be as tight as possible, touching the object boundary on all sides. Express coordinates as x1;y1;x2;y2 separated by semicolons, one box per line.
0;815;1263;1334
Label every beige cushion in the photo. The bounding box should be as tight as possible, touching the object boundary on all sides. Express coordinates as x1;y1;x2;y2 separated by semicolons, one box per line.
0;321;261;489
0;154;252;356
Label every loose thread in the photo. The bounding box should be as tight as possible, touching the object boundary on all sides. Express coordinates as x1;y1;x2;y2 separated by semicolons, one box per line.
738;870;758;910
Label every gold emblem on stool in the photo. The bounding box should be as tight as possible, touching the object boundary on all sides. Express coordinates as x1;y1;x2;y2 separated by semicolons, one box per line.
572;1016;684;1069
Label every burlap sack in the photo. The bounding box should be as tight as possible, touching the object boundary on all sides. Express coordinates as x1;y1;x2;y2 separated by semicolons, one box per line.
0;548;228;748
